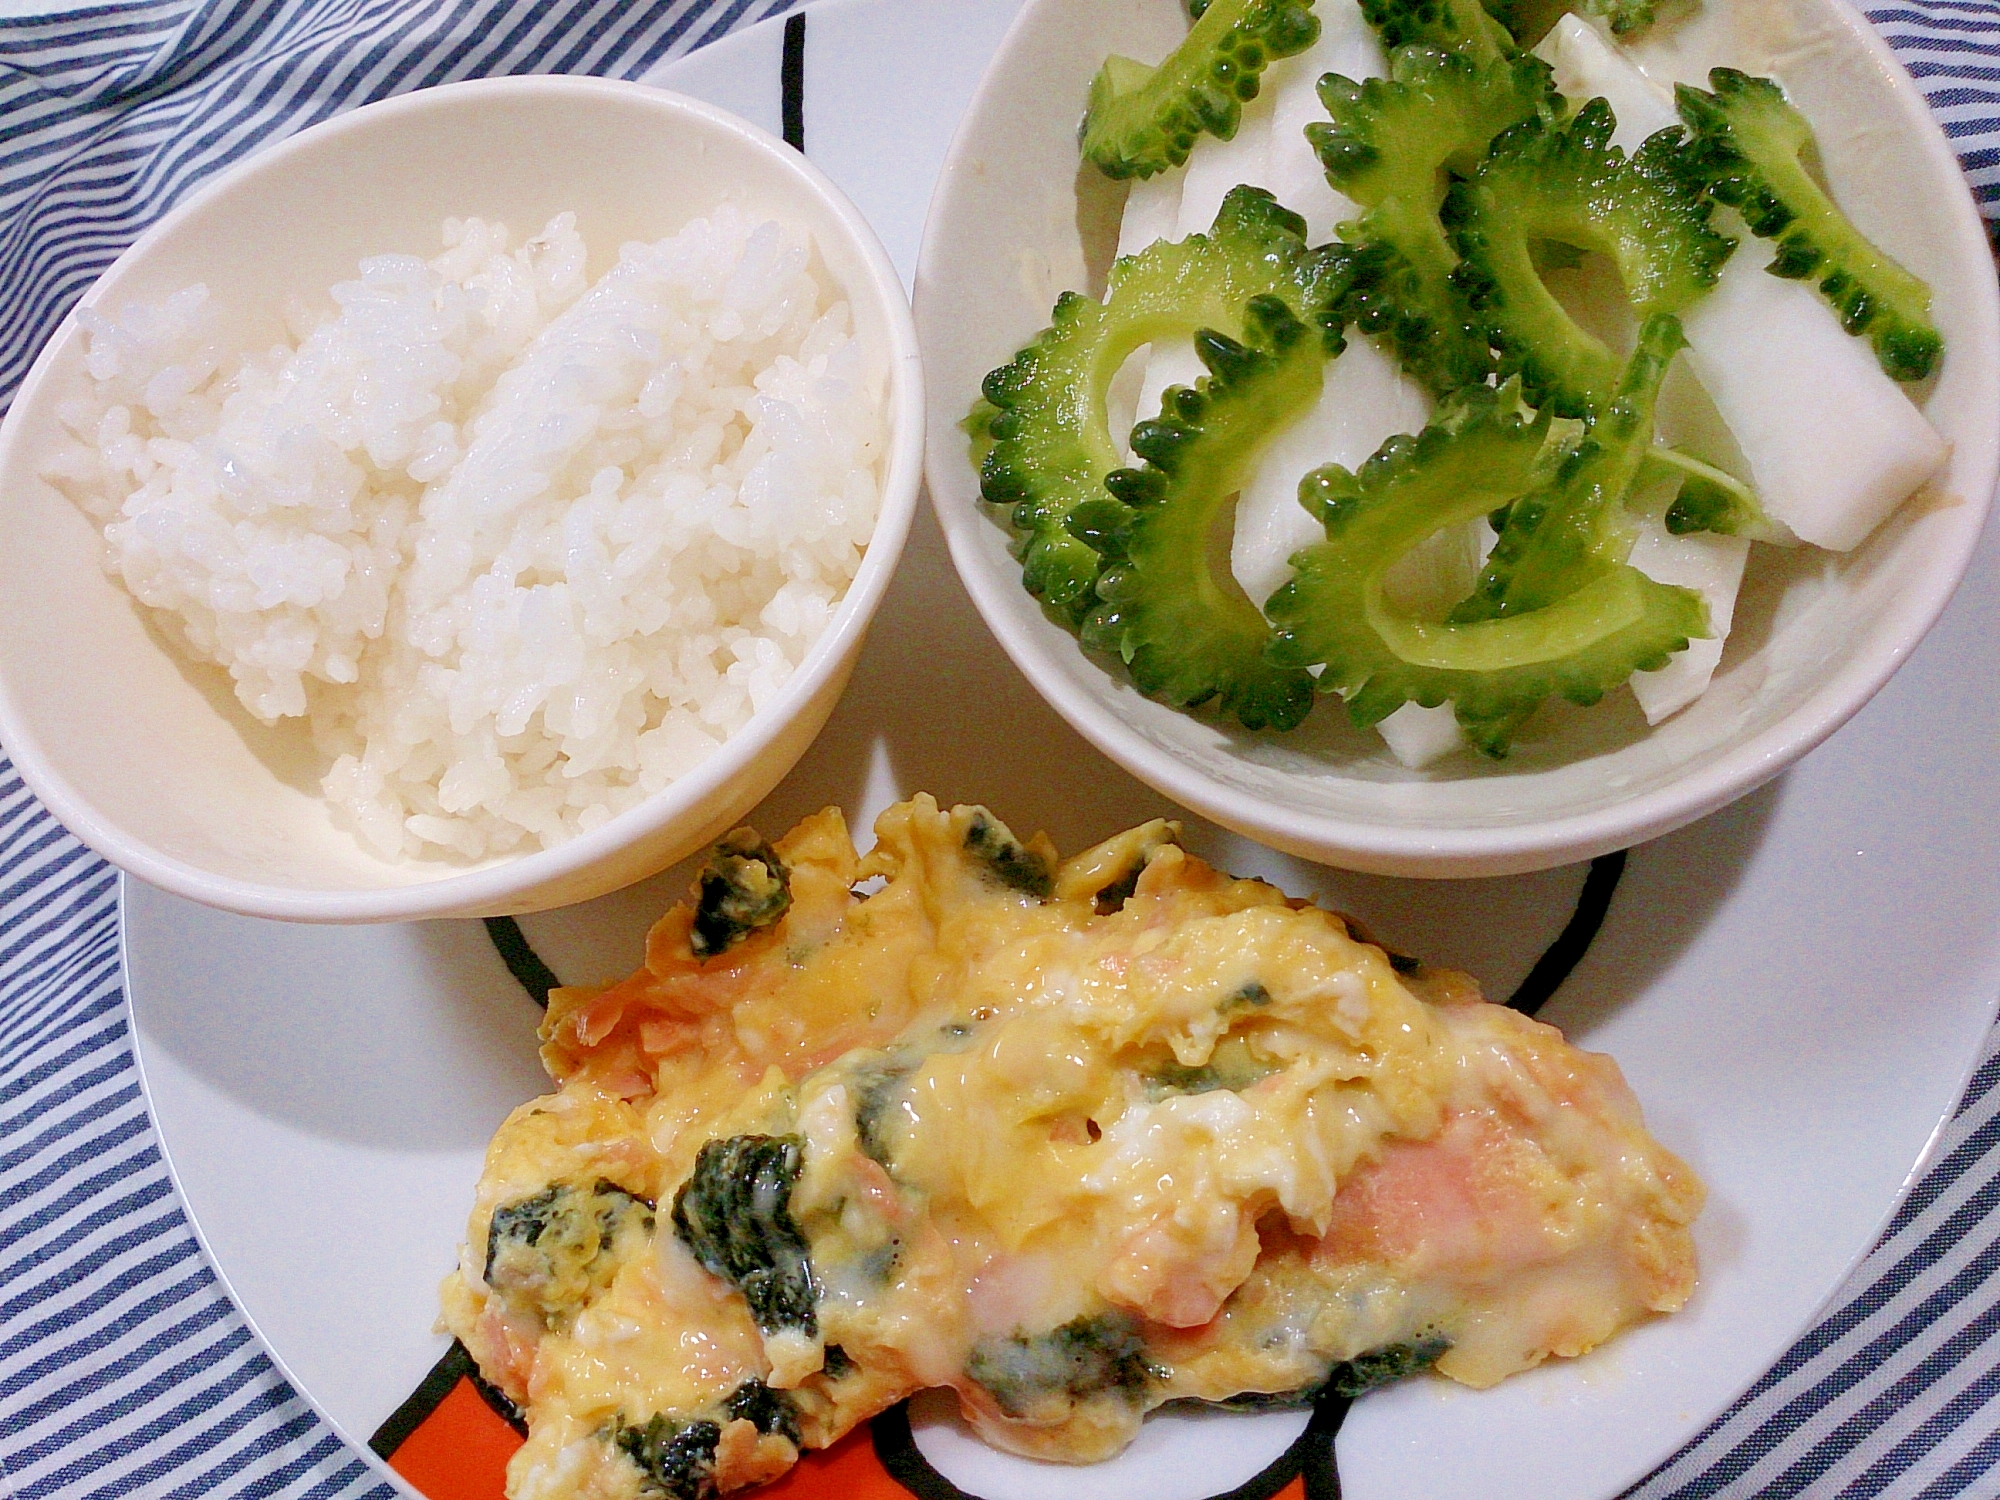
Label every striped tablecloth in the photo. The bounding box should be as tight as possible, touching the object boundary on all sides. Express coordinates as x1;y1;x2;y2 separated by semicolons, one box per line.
3;2;1999;1496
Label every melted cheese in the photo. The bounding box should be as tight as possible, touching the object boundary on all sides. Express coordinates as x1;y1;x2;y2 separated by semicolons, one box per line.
444;798;1701;1496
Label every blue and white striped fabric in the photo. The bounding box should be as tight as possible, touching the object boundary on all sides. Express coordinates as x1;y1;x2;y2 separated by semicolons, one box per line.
1;2;1998;1497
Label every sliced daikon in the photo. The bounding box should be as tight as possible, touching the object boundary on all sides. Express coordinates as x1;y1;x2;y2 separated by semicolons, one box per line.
1261;0;1383;241
1118;171;1184;257
1176;94;1275;235
1536;12;1948;553
1537;13;1677;146
1681;237;1948;552
1626;515;1752;723
1231;337;1432;604
1239;13;1463;760
1376;703;1467;769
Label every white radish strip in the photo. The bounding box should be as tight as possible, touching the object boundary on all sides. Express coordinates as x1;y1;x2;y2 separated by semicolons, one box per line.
1232;337;1430;604
1119;171;1183;257
1382;515;1487;616
1176;93;1276;235
1536;13;1948;553
1377;703;1465;769
1536;14;1677;146
1368;517;1497;768
1117;85;1276;459
1105;349;1151;459
1250;15;1466;762
1262;0;1382;241
1626;517;1752;723
1681;238;1948;551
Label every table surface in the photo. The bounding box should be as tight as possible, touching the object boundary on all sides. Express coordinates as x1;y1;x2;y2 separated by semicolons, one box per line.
3;2;2000;1499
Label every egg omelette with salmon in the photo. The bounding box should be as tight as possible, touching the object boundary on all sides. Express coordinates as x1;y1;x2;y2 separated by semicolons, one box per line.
442;797;1703;1500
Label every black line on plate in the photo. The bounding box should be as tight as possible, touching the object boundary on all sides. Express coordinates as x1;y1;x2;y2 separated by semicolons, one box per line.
871;1403;966;1500
484;915;562;1009
370;1338;527;1458
781;11;806;152
1506;849;1627;1017
869;1390;1343;1500
1302;1390;1352;1500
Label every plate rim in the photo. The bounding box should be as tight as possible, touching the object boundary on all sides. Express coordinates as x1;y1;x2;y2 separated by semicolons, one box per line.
117;0;2000;1495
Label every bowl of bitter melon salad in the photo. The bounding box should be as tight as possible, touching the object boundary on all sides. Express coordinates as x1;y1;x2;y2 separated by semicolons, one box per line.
914;0;2000;879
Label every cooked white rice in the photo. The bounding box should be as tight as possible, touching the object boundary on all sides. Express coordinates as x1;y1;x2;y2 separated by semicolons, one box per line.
51;209;885;861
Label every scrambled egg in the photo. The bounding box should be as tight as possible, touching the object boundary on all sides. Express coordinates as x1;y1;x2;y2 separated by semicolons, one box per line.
443;797;1702;1499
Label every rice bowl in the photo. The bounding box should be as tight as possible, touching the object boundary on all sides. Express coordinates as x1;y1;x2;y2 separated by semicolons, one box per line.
0;76;924;921
56;208;885;863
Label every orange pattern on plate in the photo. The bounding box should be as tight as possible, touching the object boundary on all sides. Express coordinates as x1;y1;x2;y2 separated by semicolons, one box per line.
385;1374;520;1500
386;1393;906;1500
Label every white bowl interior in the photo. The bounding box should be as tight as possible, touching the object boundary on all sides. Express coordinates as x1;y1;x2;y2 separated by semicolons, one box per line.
0;77;922;919
917;0;2000;876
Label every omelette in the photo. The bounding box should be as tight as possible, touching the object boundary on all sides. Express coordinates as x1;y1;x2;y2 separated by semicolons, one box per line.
443;797;1702;1499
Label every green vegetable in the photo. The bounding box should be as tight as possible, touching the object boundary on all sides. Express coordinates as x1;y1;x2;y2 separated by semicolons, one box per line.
1458;311;1684;612
1359;0;1515;62
1268;319;1707;756
1076;296;1321;731
849;1052;916;1168
617;1416;722;1500
1327;1334;1453;1394
1576;0;1670;34
1087;823;1182;914
1141;1036;1275;1099
1645;447;1771;538
721;1379;802;1445
1445;101;1734;417
976;187;1345;624
1213;1333;1452;1408
965;1313;1153;1419
1308;45;1557;394
1675;68;1942;381
1081;0;1321;179
484;1179;654;1325
671;1135;819;1337
964;809;1056;897
611;1378;801;1499
689;830;790;958
1212;1385;1322;1410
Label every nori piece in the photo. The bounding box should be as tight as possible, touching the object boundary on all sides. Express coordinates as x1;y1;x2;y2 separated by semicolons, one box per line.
963;811;1055;899
483;1178;653;1290
965;1313;1153;1417
723;1379;802;1444
690;830;792;957
671;1135;819;1337
616;1415;723;1500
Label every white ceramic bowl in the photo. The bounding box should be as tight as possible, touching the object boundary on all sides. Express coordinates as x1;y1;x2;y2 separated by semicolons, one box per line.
0;76;923;922
916;0;2000;878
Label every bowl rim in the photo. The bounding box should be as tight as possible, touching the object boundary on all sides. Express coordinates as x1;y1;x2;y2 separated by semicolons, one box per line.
0;73;925;922
912;0;2000;878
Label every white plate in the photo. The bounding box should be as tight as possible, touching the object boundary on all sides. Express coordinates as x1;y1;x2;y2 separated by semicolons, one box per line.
126;3;2000;1499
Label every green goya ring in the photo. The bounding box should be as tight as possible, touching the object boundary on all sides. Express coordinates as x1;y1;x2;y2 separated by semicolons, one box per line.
1268;317;1708;756
1075;296;1323;733
1081;0;1321;180
970;187;1347;626
1676;67;1943;382
1308;44;1558;395
1444;100;1734;418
